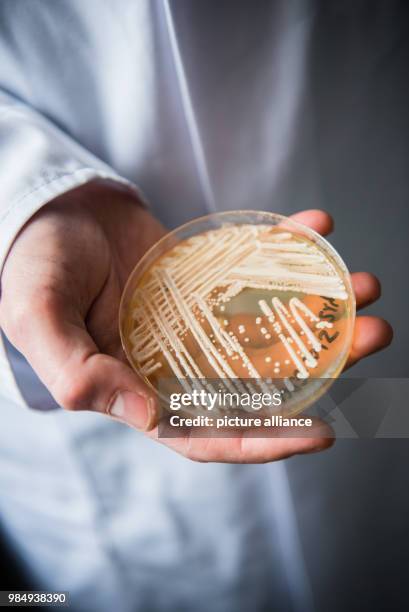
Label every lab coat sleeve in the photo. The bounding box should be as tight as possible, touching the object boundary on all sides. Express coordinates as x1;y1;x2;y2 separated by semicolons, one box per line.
0;89;141;408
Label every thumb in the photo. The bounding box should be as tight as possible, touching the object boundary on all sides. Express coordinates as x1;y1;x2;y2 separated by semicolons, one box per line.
0;291;158;431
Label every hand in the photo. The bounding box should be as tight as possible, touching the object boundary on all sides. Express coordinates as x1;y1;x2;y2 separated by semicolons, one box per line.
0;180;165;428
0;184;393;462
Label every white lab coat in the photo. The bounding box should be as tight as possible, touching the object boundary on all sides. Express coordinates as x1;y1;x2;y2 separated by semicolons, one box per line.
0;2;407;611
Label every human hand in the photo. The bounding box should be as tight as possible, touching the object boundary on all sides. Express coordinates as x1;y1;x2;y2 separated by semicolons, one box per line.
0;180;165;429
0;184;393;462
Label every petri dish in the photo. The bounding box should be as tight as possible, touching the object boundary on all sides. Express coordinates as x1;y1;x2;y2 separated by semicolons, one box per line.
119;211;355;416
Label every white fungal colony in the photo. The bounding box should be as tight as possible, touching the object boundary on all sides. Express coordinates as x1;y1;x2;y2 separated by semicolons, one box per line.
124;224;353;407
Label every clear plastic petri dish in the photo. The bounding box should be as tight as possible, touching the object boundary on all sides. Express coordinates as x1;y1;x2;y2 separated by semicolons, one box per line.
119;211;355;416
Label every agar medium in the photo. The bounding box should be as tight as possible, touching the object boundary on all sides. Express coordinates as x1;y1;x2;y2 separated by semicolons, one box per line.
119;211;355;416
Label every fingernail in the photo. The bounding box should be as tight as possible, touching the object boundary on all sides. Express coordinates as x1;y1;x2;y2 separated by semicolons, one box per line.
109;391;156;431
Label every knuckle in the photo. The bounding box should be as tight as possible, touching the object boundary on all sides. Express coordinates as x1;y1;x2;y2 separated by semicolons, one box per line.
53;373;94;411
